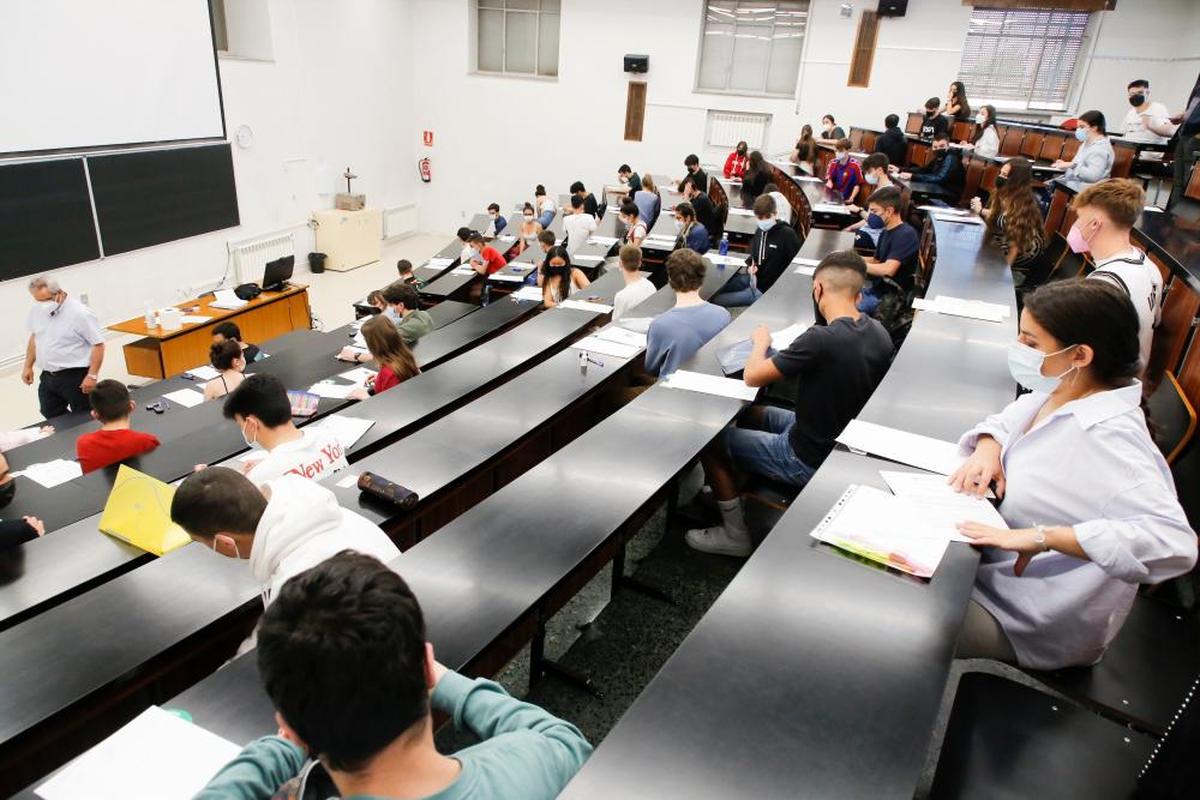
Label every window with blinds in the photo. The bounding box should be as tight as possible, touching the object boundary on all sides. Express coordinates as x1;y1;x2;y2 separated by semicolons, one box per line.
475;0;560;78
957;7;1091;111
697;1;810;97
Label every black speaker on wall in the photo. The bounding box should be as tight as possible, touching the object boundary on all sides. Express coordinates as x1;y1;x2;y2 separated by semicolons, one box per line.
878;0;908;16
624;54;649;74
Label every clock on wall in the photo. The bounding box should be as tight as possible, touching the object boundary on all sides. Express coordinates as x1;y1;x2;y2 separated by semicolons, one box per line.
234;124;254;149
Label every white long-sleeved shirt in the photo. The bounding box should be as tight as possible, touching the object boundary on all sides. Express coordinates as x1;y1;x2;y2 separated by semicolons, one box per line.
959;382;1196;670
1062;136;1114;184
974;125;1000;158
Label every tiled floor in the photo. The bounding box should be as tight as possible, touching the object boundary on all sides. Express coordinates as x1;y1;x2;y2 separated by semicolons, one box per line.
0;234;447;431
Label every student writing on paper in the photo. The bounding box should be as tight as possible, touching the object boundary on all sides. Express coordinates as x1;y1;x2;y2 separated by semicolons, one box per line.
949;280;1195;671
75;380;160;474
485;204;507;236
467;232;508;277
645;250;731;379
686;251;892;557
396;258;422;287
382;282;434;346
562;194;598;258
221;374;347;483
344;315;420;401
711;194;800;308
541;247;590;308
1052;110;1114;185
194;553;592;800
612;245;656;322
673;201;710;255
569;180;599;217
681;178;721;247
516;202;543;255
0;453;45;549
845;153;895;250
969;157;1045;298
203;340;247;401
172;469;399;610
739;150;770;203
617;163;642;193
679;153;708;196
212;321;266;364
618;201;648;248
528;229;558;287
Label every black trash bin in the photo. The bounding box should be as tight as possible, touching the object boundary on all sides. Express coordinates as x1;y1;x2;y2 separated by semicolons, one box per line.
308;252;327;274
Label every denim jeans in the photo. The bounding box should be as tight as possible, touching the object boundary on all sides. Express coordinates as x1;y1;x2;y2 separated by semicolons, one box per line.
724;406;817;488
711;272;762;308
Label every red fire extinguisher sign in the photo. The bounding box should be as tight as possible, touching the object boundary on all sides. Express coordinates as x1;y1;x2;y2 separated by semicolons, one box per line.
422;130;434;147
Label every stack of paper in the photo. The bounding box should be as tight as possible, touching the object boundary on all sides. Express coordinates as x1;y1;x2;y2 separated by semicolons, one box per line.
661;370;759;401
338;366;377;385
574;253;604;264
593;326;647;349
180;314;212;324
812;203;849;214
880;471;1007;542
570;335;640;359
209;289;246;310
836;419;963;475
912;295;1010;323
931;212;984;225
427;256;454;269
185;365;220;381
728;207;755;217
642;236;677;249
511;285;544;302
13;459;82;489
309;416;376;449
489;271;527;283
558;299;615;314
707;253;747;268
308;381;356;400
450;266;476;276
35;706;241;800
162;388;205;408
588;235;619;246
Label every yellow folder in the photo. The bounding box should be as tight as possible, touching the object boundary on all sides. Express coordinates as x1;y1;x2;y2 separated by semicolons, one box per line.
98;465;192;556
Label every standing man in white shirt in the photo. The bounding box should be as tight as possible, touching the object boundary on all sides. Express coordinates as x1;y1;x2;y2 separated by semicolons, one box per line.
1065;179;1161;372
221;373;348;483
561;195;598;259
22;275;105;419
1121;79;1174;144
611;244;656;322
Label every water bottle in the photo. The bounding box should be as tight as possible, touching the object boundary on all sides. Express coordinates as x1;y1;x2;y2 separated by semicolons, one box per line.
481;284;491;306
143;301;156;327
719;233;729;256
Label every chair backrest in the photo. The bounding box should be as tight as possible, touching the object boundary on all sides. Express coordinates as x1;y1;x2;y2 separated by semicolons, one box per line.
1060;134;1081;161
848;128;864;149
960;156;986;206
1046;241;1088;283
1187;163;1200;201
1148;273;1200;383
905;111;923;134
1039;135;1065;163
1147;371;1198;464
1112;140;1137;178
1020;131;1046;160
951;119;975;143
998;125;1023;156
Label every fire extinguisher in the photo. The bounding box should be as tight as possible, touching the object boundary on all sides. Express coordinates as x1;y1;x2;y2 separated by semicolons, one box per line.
418;157;432;183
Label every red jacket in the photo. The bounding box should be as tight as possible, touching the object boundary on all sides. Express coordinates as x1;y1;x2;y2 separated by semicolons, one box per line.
76;428;160;474
724;151;749;179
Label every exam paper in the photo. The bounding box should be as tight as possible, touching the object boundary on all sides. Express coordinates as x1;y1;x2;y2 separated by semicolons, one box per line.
662;370;759;401
35;706;241;800
574;253;604;263
727;207;754;217
812;203;850;214
489;272;527;283
451;266;477;276
209;289;246;310
308;381;356;400
185;365;220;381
512;286;545;302
593;326;648;349
162;388;205;408
310;416;376;450
792;256;822;267
338;366;378;385
558;299;615;314
180;314;212;324
931;212;984;225
918;205;966;214
570;335;640;360
912;295;1010;323
836;419;964;476
706;253;748;268
14;459;82;489
880;471;1007;543
427;256;454;268
588;235;619;246
771;323;808;350
618;317;653;334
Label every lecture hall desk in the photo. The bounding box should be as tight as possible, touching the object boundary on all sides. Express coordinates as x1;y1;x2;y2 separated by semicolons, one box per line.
107;284;311;379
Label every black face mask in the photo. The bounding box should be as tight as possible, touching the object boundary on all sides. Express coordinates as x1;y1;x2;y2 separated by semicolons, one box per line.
812;287;827;327
994;175;1008;190
1129;93;1146;107
0;479;14;509
737;147;747;156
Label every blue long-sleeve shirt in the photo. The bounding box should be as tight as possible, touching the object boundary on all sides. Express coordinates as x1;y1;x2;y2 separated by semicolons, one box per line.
644;302;731;377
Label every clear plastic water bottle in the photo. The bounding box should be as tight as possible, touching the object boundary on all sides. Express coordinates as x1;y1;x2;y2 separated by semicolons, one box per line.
719;233;729;256
481;284;491;306
143;301;156;327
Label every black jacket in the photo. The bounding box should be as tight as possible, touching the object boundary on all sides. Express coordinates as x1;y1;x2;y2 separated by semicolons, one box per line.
679;169;709;195
747;221;801;293
874;127;908;169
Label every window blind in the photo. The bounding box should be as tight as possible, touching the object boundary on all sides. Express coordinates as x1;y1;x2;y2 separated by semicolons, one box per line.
697;1;810;97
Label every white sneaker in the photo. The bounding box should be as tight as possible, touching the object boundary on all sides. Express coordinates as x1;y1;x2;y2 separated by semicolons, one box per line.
685;525;752;557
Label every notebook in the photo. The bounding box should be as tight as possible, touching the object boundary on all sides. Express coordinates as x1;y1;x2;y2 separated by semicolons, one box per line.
98;465;191;556
287;390;320;417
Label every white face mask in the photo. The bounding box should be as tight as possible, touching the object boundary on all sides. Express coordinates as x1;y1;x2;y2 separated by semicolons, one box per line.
674;219;684;232
1006;342;1077;394
523;214;534;222
240;419;261;449
756;217;774;232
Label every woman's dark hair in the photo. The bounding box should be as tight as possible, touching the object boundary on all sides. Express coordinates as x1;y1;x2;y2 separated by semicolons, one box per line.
535;184;546;196
796;125;818;162
1078;109;1107;134
973;104;997;141
210;339;243;371
950;81;971;119
522;202;535;215
675;201;696;221
987;157;1042;261
1022;279;1140;384
543;246;573;300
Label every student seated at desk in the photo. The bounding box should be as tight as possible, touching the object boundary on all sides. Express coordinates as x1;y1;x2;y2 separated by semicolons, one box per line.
679;154;709;196
203;340;247;401
950;280;1195;671
467;232;508;276
529;230;557;287
687;251;892;556
645;250;731;377
485;203;507;236
970;157;1045;296
172;470;399;608
534;184;556;229
846;154;894;249
632;174;661;229
724;140;749;179
961;104;999;158
612;244;656;322
712;195;801;308
740;151;770;202
0;425;53;452
792;124;819;174
899;132;964;197
619;201;648;248
347;315;421;400
222;374;347;483
918;96;949;141
516;203;543;256
764;183;791;226
396;258;419;286
941;80;972;121
673;201;710;255
541;247;590;307
75;380;160;474
825;139;863;203
1053;110;1114;185
617;163;642;193
382;282;433;346
456;226;477;265
562;195;598;258
681;179;721;245
1122;79;1174;144
859;186;920;323
0;453;45;549
569;180;599;217
193;552;592;800
874;114;908;168
212;321;265;365
1069;179;1162;372
817;114;846;145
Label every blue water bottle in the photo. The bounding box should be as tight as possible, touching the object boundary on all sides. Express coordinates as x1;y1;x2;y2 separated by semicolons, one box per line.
719;233;729;256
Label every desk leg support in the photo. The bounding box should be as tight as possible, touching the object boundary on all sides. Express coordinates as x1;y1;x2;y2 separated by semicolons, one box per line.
611;541;676;606
530;621;604;699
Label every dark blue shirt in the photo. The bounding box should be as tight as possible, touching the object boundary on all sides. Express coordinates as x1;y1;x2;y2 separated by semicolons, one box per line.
874;222;920;291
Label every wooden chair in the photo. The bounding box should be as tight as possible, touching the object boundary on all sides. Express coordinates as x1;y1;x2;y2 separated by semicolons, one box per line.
905;111;923;134
1060;134;1081;161
848;127;864;150
1148;370;1198;464
1146;277;1199;388
960;155;986;207
1186;162;1200;201
998;125;1023;157
1113;140;1138;179
1021;131;1046;161
951;119;975;143
1039;134;1065;164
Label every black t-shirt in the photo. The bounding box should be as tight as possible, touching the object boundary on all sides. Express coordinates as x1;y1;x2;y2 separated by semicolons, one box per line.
875;223;921;291
772;315;893;466
741;168;769;200
691;192;719;238
582;193;598;217
748;221;801;293
919;113;949;141
874;128;907;169
680;169;708;195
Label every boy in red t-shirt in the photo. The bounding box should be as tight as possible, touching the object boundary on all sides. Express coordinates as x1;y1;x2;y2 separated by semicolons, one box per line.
466;232;508;275
75;380;160;473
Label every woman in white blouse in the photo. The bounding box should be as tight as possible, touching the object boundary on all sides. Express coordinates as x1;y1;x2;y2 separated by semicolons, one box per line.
1053;109;1114;185
950;279;1195;671
963;103;1000;158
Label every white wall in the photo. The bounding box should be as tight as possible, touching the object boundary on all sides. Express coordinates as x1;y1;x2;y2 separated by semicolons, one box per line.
0;0;418;365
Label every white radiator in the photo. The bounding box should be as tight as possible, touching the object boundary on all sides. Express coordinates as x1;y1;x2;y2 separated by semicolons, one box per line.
382;203;419;239
228;232;295;284
706;110;771;150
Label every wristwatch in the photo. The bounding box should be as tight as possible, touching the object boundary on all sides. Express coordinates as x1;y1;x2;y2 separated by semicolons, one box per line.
1033;524;1050;552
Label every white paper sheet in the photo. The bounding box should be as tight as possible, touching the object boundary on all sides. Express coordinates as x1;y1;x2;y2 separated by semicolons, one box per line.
162;388;205;408
593;326;648;348
706;253;748;267
209;289;246;310
812;203;850;214
931;212;984;225
912;295;1010;323
352;331;368;349
180;314;212;324
338;366;377;385
771;323;809;351
793;256;822;267
662;370;759;401
310;416;376;449
336;472;362;489
618;316;654;334
427;256;454;268
794;264;817;276
35;706;241;800
836;419;964;476
450;266;477;276
918;205;967;214
308;381;356;399
588;235;619;246
573;253;604;263
570;335;640;359
727;207;754;217
558;299;615;314
13;459;82;489
185;365;220;381
512;286;545;302
489;272;527;283
880;471;1007;543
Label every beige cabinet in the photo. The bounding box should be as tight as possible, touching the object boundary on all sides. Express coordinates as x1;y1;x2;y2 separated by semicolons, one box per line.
313;208;382;272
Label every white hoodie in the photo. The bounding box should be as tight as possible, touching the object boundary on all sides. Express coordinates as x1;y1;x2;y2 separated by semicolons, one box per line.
249;474;400;604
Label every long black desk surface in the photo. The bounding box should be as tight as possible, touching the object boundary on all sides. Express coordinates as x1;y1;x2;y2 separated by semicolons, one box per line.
561;219;1017;799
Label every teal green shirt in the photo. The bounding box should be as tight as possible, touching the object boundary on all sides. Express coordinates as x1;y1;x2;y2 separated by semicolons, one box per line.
395;309;434;346
194;671;592;799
